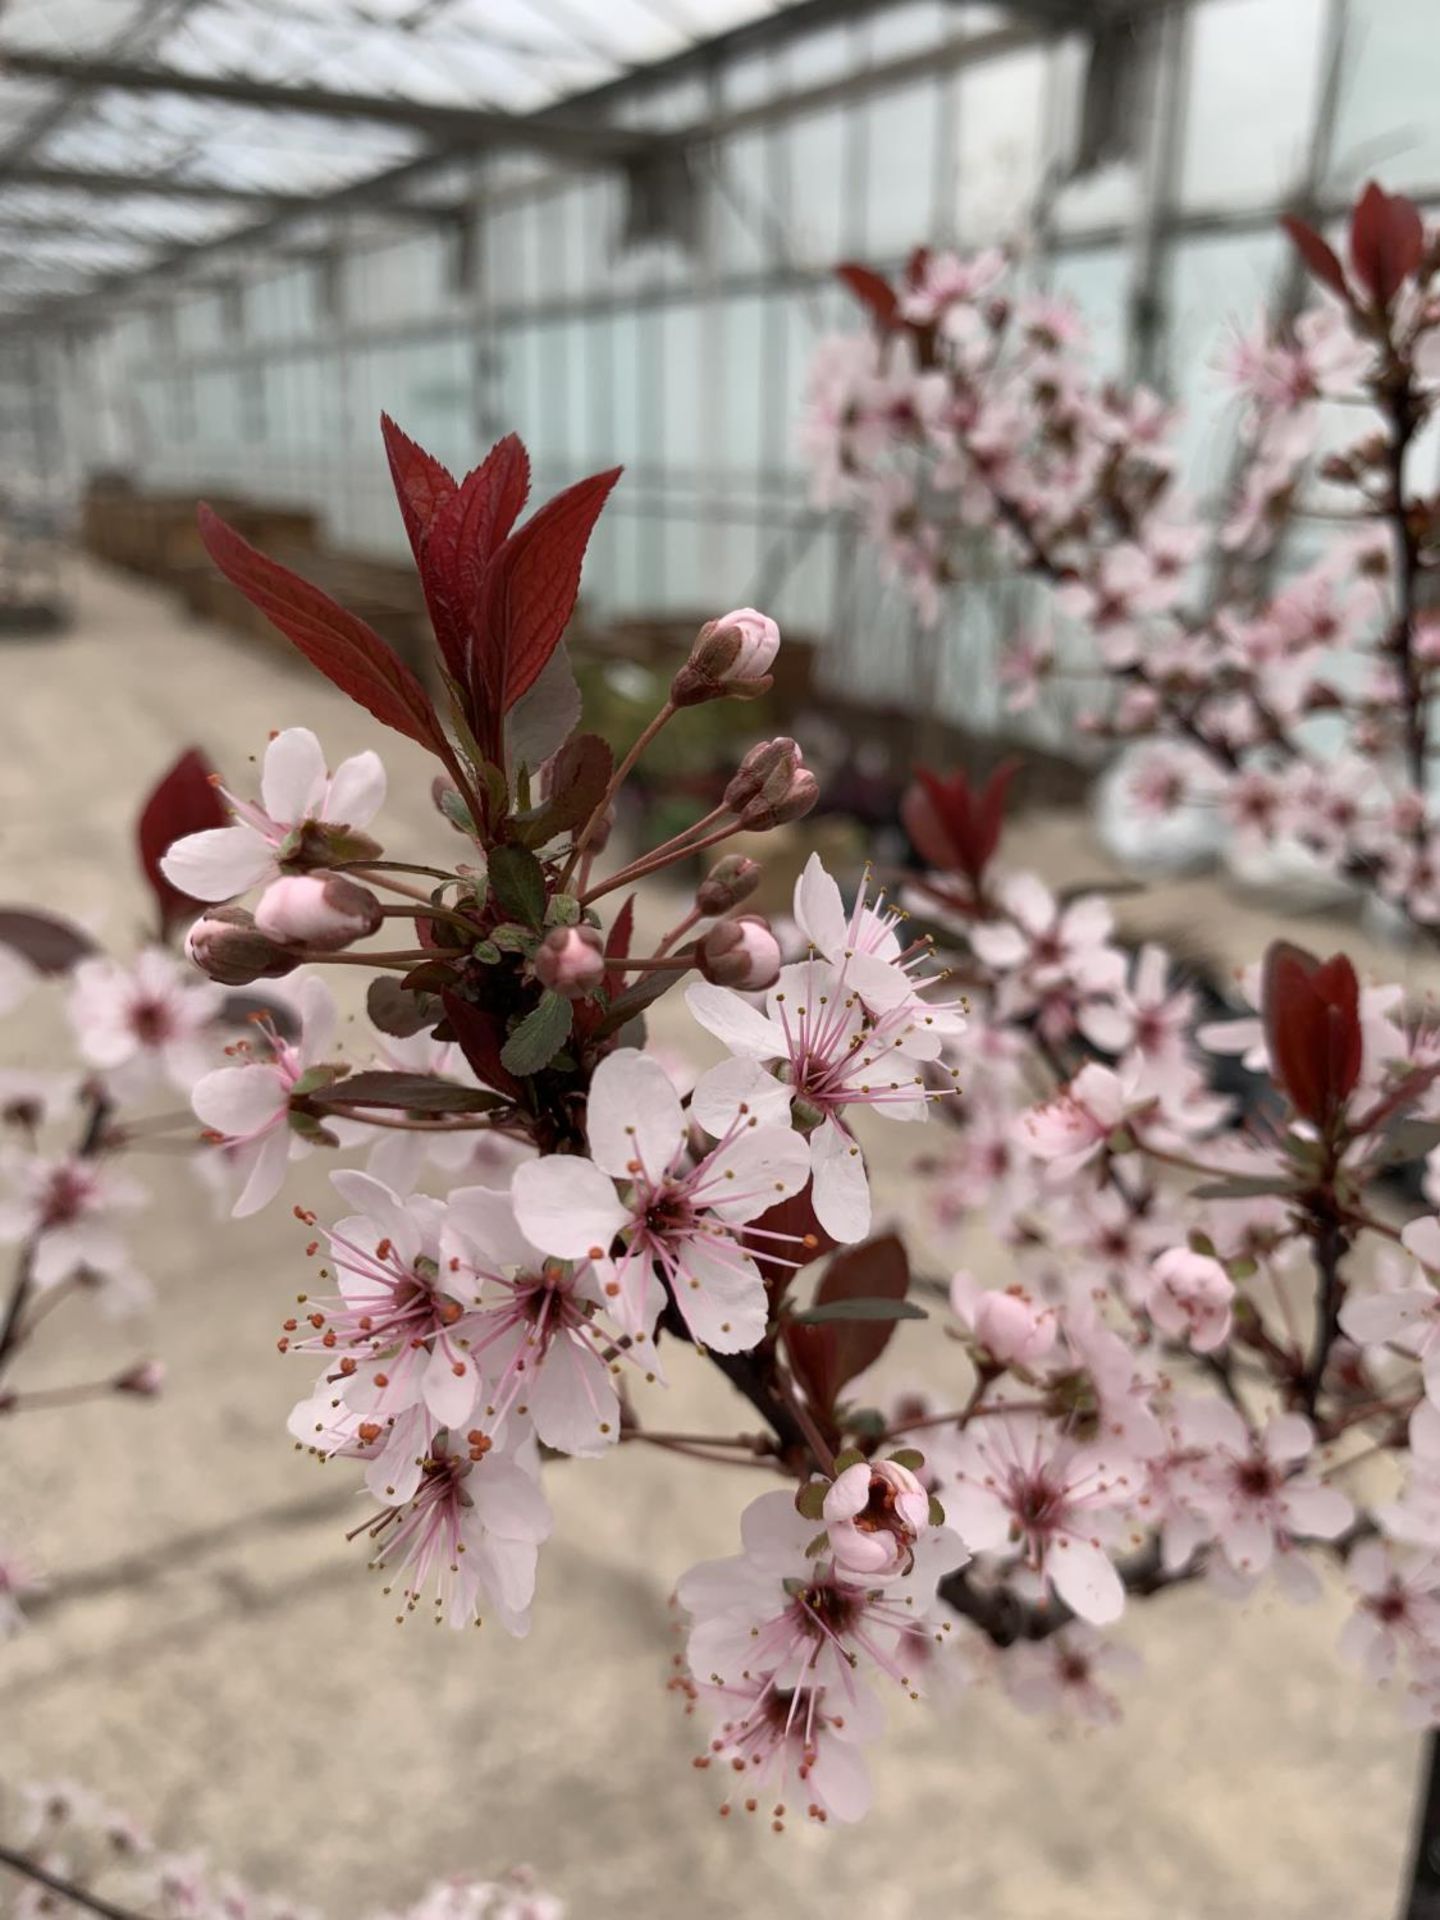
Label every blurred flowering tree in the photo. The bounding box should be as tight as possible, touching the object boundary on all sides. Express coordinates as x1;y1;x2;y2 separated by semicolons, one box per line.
6;180;1440;1914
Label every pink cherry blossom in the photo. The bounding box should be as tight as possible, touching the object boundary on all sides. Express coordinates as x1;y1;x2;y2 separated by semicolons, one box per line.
67;948;222;1095
352;1432;550;1635
1186;1405;1353;1581
687;960;946;1241
1001;1623;1141;1726
442;1184;624;1458
1144;1247;1235;1354
160;726;385;903
949;1270;1056;1367
190;975;337;1217
679;1488;965;1706
281;1171;488;1478
511;1049;809;1352
947;1413;1138;1625
1340;1538;1440;1683
0;1151;146;1293
690;1670;884;1828
822;1458;936;1577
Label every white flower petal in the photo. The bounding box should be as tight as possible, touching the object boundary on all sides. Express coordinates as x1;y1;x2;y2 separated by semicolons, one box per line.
511;1155;628;1260
810;1117;870;1242
262;727;328;823
324;750;387;829
160;826;274;902
585;1049;685;1183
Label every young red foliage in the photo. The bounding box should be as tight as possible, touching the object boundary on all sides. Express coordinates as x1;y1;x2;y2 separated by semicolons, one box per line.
835;262;900;331
1280;213;1350;303
136;746;229;934
782;1233;910;1416
466;466;621;758
1261;941;1362;1133
1349;182;1425;309
197;505;453;762
904;760;1018;894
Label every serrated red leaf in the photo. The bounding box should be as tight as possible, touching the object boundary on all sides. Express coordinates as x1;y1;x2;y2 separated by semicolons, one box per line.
136;746;229;935
835;261;899;330
380;412;456;560
420;434;532;686
440;990;523;1099
1280;214;1349;301
1349;182;1425;308
469;466;621;735
197;505;451;760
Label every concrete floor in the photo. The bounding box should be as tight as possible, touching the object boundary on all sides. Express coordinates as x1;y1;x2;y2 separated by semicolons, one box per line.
0;557;1427;1918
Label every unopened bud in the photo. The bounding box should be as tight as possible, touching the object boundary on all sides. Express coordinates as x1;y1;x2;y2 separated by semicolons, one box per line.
254;874;383;952
533;924;606;1001
113;1358;165;1397
671;607;781;707
696;854;762;916
185;908;300;986
698;915;782;991
739;763;819;831
725;737;800;813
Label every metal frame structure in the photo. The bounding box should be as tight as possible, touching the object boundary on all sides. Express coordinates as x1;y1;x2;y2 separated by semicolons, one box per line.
2;0;1435;736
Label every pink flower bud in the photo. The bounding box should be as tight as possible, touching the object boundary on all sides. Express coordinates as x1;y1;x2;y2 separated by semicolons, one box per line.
254;875;383;952
951;1271;1056;1367
822;1458;932;1577
113;1358;165;1397
696;854;762;916
184;908;300;986
698;915;782;990
671;607;781;706
1145;1247;1234;1354
533;924;606;1000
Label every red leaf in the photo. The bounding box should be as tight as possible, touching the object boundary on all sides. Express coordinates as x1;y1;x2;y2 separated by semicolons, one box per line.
905;760;1017;892
904;245;931;289
469;466;621;729
782;1232;908;1414
380;412;456;560
815;1233;911;1393
440;990;523;1100
1261;941;1361;1129
197;506;451;760
136;747;229;935
835;261;899;330
0;908;99;975
604;894;635;1000
1349;182;1425;308
1280;215;1349;301
420;434;532;686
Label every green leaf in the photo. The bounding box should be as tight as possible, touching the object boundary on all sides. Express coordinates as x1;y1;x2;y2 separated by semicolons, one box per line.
305;1071;506;1115
471;940;502;965
888;1448;925;1472
789;1299;929;1325
366;975;442;1039
1190;1176;1298;1201
500;990;573;1076
489;844;547;929
794;1481;827;1521
290;1064;351;1098
831;1447;866;1473
545;893;581;928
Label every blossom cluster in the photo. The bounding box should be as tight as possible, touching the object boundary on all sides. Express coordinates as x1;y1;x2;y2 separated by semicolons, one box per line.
893;753;1440;1728
0;1779;562;1920
802;184;1440;938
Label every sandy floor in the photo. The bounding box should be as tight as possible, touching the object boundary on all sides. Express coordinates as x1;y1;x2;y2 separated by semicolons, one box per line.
0;557;1426;1919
